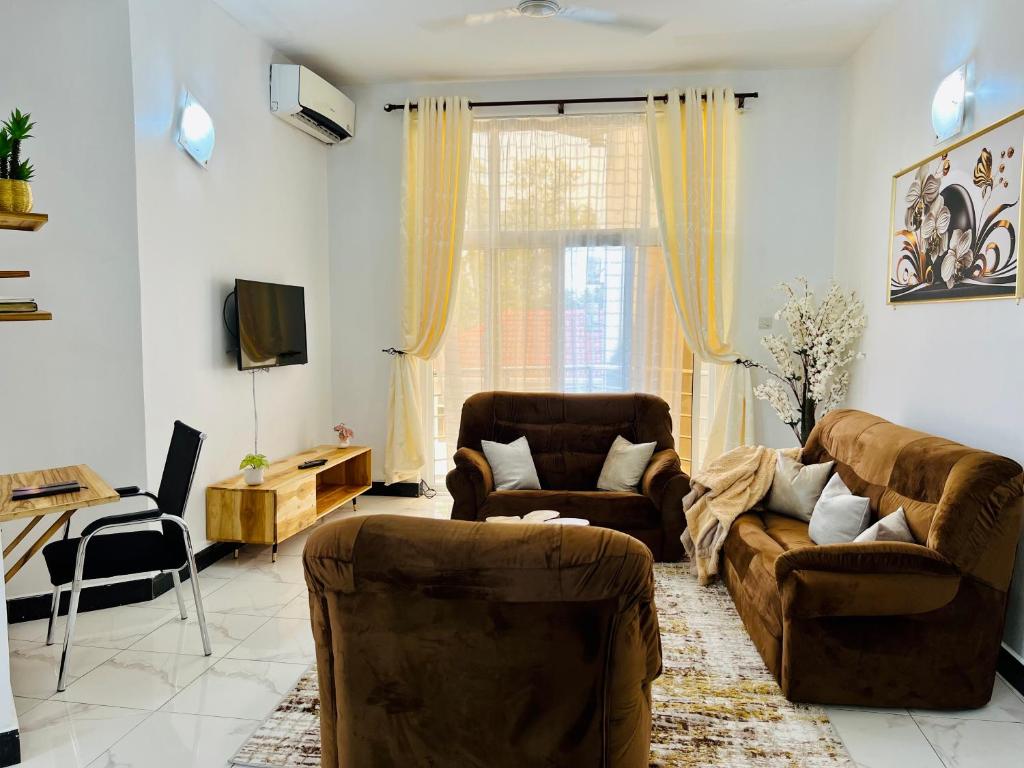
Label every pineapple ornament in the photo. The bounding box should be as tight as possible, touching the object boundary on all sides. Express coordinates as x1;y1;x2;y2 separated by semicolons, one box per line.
0;109;36;213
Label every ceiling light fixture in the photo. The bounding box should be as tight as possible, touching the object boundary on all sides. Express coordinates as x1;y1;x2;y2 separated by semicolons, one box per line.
517;0;560;18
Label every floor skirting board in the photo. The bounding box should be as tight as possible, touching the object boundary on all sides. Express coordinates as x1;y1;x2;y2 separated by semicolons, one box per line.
5;542;235;623
999;645;1024;698
365;481;421;498
0;728;19;768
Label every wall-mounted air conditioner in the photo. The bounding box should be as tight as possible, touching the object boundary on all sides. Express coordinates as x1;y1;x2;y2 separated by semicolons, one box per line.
270;64;354;145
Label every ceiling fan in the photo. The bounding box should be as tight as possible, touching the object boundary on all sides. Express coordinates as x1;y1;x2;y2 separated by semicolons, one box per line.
427;0;665;35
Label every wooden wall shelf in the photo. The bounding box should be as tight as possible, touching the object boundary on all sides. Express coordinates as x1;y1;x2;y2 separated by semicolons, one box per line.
0;311;51;322
0;271;30;278
0;212;48;231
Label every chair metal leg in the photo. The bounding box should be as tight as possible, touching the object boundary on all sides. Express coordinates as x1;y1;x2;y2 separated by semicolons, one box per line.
181;529;212;656
171;569;188;621
57;543;89;692
46;586;60;646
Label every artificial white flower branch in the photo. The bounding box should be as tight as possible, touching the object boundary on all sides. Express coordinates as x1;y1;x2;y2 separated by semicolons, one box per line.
738;278;865;445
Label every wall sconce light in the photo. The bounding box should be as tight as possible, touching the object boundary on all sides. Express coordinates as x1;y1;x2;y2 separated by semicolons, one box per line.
932;65;967;143
177;90;215;167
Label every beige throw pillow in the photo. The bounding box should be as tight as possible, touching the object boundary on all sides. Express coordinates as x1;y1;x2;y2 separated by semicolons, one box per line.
854;507;915;543
808;473;872;544
597;435;657;492
765;454;835;522
481;436;541;491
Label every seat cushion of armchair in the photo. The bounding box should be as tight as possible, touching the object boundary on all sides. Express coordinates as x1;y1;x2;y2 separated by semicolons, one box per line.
480;490;660;530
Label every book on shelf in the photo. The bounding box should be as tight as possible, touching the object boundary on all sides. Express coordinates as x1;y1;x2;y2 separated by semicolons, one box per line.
0;297;38;313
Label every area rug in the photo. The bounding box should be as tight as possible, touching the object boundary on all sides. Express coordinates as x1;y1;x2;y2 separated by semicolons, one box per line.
232;563;853;767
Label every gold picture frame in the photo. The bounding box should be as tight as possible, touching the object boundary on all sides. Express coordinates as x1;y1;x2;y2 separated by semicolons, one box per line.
887;107;1024;305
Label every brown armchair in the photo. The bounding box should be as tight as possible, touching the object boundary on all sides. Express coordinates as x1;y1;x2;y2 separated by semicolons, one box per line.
446;392;690;561
304;515;662;768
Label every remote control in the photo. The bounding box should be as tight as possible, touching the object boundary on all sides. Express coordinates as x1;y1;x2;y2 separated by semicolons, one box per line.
298;458;328;469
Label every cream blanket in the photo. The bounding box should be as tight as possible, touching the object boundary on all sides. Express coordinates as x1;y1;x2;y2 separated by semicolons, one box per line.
681;445;800;585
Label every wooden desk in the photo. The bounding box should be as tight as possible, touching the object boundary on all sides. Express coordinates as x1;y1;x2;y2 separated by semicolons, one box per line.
0;465;119;582
206;445;372;560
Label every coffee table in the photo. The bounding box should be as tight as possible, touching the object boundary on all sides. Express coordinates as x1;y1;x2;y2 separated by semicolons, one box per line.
545;517;589;526
484;512;590;526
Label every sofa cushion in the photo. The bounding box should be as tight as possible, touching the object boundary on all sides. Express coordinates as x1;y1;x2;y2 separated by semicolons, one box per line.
856;507;915;543
481;436;541;490
809;474;872;544
597;435;657;492
765;454;834;521
480;490;659;530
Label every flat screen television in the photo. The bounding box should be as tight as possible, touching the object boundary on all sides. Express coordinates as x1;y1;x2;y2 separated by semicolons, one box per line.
234;279;308;371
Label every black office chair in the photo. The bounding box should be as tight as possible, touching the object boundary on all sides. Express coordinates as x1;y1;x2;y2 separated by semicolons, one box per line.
42;420;212;691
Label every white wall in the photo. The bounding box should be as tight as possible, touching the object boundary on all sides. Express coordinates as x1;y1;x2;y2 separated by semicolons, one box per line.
327;68;843;477
0;0;332;603
0;0;149;600
835;0;1024;658
128;0;333;552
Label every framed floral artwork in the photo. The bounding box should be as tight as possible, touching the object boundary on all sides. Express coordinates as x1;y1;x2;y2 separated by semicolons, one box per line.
888;108;1024;304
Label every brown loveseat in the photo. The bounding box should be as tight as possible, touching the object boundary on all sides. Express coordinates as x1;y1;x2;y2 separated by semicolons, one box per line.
304;515;662;768
722;409;1024;708
447;391;690;561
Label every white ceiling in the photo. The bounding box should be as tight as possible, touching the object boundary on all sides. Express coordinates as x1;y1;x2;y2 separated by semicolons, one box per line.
212;0;897;85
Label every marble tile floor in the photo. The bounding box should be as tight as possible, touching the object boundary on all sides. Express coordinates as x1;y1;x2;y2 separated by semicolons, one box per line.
6;493;1023;767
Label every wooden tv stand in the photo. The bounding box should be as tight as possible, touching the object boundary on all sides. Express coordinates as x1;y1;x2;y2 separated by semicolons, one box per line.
206;445;371;561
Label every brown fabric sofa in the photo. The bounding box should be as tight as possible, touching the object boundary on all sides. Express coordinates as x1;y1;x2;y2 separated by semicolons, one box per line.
722;409;1024;708
304;515;662;768
446;391;690;561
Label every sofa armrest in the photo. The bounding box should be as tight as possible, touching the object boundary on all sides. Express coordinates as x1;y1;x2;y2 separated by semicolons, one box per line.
776;542;961;619
641;449;690;559
446;447;494;521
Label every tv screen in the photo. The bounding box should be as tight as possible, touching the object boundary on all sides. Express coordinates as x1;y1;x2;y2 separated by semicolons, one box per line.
234;279;308;371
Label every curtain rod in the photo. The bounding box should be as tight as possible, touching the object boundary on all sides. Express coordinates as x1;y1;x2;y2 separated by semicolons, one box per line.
383;92;759;114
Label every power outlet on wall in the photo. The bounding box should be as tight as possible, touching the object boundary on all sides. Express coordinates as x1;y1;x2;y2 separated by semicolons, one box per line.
757;316;773;330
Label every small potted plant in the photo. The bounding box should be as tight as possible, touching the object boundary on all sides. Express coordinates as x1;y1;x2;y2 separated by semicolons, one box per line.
0;109;36;213
239;453;270;485
333;422;354;448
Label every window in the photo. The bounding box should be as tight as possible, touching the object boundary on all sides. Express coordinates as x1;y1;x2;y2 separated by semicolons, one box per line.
431;114;694;484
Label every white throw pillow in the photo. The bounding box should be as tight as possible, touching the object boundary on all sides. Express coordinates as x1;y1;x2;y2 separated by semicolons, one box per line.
765;454;835;522
480;436;541;491
855;507;915;544
808;473;872;544
597;435;658;492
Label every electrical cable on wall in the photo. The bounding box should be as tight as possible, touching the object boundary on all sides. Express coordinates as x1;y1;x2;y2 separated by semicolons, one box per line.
251;371;259;454
250;369;269;455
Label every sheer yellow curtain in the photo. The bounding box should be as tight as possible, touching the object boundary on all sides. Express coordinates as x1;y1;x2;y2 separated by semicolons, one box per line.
385;97;473;484
646;88;754;467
